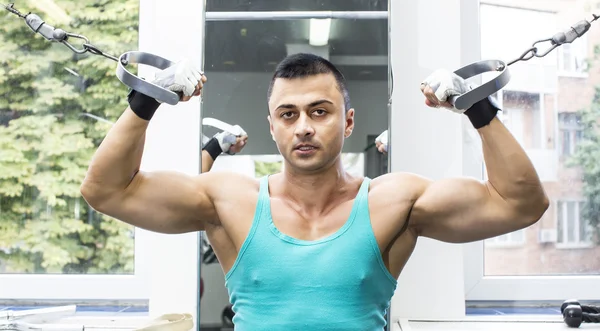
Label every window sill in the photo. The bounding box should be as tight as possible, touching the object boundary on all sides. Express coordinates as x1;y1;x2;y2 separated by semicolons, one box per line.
557;71;589;79
484;242;525;248
555;243;594;250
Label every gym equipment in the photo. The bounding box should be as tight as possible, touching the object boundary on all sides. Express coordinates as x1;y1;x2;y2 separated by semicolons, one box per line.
3;3;192;105
561;299;600;328
561;299;600;314
5;3;598;111
0;305;193;330
448;14;599;110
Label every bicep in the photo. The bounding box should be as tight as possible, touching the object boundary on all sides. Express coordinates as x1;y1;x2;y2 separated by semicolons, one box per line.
96;170;220;234
409;177;522;243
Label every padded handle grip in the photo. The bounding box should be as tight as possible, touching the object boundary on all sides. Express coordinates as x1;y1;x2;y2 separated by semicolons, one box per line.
449;59;511;110
116;51;181;105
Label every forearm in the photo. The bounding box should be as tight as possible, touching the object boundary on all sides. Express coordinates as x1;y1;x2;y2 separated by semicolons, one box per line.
478;117;547;209
201;150;215;173
81;107;151;196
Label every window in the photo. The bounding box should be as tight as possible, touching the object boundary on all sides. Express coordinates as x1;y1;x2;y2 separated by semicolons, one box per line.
558;35;588;76
0;0;151;303
558;112;583;157
501;91;543;149
556;200;592;247
463;1;600;302
484;230;525;248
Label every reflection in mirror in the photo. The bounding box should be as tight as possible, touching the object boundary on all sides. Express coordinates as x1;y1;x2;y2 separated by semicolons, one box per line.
199;1;389;330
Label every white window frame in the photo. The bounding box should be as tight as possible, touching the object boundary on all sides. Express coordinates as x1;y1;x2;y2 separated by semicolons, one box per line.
0;229;151;300
0;1;158;302
555;199;594;249
387;1;600;322
1;0;205;316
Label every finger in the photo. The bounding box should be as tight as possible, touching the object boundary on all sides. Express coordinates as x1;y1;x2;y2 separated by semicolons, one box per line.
201;75;208;83
189;68;202;82
187;77;202;96
425;99;437;108
423;86;440;106
440;101;454;108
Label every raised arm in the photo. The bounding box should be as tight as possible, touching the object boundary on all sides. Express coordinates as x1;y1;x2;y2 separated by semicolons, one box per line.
407;70;549;243
80;60;220;234
201;125;248;173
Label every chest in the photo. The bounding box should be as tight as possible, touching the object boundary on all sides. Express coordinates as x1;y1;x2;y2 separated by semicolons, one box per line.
269;197;356;242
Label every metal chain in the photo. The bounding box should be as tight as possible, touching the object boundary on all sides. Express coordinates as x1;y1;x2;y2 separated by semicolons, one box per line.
507;13;599;67
3;3;119;62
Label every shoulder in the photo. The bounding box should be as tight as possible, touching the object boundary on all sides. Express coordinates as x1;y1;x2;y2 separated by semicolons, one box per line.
193;171;261;202
368;172;432;202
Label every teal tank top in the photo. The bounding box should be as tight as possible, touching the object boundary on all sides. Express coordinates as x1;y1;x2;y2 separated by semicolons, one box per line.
224;176;398;331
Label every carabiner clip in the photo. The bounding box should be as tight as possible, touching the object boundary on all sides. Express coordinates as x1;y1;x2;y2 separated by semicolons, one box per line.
60;33;90;54
532;38;559;58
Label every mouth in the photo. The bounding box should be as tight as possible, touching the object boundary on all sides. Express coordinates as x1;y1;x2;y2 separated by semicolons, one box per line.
293;144;318;153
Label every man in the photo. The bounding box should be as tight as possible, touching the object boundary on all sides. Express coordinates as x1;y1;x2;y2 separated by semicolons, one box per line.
80;53;549;330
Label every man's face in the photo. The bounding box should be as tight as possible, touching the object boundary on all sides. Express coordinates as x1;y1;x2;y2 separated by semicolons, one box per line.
267;73;355;173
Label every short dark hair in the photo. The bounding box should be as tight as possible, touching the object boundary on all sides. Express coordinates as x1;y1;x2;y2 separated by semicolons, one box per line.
267;53;352;111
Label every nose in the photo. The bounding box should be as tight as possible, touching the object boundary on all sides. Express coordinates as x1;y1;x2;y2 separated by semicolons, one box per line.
293;114;315;138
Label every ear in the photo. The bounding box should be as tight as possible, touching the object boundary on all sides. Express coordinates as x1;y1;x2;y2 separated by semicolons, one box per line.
344;108;355;138
267;115;275;141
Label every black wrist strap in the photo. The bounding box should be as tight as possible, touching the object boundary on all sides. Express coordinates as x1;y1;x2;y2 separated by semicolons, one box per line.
463;96;501;129
202;137;222;160
127;89;161;121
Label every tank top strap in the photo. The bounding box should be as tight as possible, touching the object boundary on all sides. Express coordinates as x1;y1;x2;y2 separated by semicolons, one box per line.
357;177;371;201
255;175;272;226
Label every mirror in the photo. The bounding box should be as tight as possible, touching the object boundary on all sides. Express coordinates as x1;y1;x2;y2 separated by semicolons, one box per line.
198;0;390;330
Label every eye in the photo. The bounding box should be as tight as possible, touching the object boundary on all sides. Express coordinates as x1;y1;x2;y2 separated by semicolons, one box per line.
280;111;294;119
313;109;327;116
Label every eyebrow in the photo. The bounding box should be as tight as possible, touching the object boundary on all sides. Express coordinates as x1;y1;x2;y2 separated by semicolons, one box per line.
275;99;334;111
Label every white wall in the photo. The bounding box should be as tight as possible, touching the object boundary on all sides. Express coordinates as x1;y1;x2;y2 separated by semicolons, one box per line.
388;0;481;321
139;0;204;327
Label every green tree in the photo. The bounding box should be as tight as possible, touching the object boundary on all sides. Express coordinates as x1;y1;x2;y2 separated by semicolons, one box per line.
254;160;282;177
568;86;600;243
0;1;138;273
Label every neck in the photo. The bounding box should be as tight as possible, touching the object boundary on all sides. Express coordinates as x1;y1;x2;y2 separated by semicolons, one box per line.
277;158;355;214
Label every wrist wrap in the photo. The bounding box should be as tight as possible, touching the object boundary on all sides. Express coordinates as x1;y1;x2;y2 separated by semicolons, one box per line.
463;96;501;129
127;89;161;121
203;137;223;160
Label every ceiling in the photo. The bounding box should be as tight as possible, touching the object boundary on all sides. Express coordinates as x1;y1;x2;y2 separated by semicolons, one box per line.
204;0;389;81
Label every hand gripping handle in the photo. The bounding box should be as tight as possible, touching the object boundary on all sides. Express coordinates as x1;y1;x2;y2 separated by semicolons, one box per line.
450;59;511;110
116;51;181;105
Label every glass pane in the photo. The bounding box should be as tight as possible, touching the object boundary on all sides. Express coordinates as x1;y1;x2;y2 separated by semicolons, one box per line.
0;1;136;275
557;201;564;243
199;4;389;329
207;0;387;12
482;0;600;276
